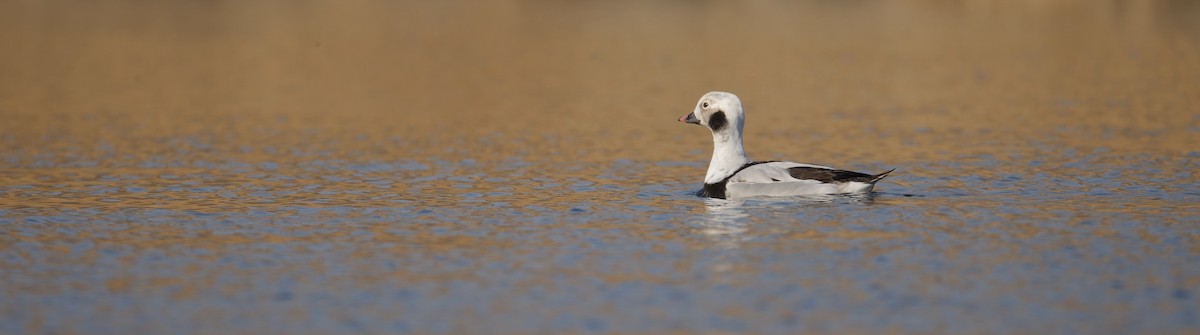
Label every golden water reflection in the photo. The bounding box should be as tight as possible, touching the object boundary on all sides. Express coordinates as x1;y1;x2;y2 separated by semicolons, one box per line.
1;1;1198;334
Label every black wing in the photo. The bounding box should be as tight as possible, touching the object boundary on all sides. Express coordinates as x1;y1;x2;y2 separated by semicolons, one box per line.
787;167;893;183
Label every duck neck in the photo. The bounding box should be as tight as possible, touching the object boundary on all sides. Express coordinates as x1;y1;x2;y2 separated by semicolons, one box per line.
704;131;750;184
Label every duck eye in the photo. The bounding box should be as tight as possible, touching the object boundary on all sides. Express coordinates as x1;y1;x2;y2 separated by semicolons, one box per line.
702;102;710;108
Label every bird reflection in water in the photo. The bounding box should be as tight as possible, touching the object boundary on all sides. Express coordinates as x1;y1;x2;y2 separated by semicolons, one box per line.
693;194;878;283
695;198;753;249
694;193;879;247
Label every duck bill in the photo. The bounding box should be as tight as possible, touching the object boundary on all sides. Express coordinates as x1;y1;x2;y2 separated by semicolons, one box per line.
678;112;701;124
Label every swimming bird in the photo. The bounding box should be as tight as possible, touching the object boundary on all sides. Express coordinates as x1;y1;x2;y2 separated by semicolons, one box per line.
679;91;893;199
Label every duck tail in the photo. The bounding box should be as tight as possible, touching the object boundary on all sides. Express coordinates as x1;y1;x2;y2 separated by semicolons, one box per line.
869;168;895;183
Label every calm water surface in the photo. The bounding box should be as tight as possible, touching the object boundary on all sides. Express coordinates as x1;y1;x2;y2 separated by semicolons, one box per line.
2;1;1199;334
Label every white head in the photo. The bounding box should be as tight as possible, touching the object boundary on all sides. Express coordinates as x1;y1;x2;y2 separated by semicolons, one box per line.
678;91;746;142
679;91;751;184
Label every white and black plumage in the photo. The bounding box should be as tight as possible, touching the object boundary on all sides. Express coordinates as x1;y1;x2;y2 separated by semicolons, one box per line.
678;91;893;199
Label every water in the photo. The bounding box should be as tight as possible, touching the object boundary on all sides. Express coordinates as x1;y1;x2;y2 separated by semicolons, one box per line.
2;1;1199;334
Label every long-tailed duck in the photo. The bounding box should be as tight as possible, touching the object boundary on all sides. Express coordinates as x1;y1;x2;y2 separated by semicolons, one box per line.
679;91;893;199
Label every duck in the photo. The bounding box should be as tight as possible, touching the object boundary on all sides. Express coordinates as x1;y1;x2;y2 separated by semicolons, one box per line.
678;91;893;199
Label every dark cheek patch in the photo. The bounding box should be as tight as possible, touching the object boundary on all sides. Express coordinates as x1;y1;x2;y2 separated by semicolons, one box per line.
708;111;728;131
